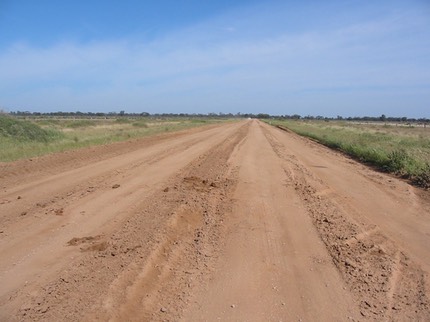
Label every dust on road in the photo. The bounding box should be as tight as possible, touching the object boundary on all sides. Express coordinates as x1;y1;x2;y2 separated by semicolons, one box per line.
0;120;429;321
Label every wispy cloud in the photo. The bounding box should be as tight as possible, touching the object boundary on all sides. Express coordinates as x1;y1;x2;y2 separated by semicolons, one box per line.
1;2;429;116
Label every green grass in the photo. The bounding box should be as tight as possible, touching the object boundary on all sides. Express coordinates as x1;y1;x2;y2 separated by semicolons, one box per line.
269;119;430;188
0;114;63;142
64;120;98;128
131;120;148;128
115;118;132;124
0;115;228;162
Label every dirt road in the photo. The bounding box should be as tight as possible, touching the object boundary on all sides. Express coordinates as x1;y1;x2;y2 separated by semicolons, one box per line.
1;120;429;321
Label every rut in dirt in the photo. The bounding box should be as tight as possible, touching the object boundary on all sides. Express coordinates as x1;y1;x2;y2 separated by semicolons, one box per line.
1;120;429;322
262;122;430;321
12;122;249;322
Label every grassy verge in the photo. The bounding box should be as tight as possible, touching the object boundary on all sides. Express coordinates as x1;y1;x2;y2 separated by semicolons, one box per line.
268;119;430;188
0;115;229;162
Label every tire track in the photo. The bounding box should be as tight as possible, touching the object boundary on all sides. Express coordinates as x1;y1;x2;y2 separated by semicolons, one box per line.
183;120;359;321
262;123;430;321
0;123;224;188
2;119;429;321
16;122;249;322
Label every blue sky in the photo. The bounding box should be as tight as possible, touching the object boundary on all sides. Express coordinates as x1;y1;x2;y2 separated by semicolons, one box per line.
0;0;429;117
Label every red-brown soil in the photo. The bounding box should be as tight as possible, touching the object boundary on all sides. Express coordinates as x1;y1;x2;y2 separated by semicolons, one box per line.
0;120;429;321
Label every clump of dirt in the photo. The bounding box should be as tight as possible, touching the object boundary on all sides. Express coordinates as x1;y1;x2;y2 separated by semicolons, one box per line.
67;236;108;252
81;241;109;252
67;235;101;246
182;176;218;192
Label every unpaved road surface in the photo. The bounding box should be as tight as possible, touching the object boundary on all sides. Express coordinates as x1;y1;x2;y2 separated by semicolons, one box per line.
1;120;429;321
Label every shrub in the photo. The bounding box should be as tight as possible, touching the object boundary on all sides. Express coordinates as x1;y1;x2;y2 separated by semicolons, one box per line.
413;164;430;188
115;118;131;124
0;115;62;142
385;149;413;174
132;121;148;128
64;120;96;128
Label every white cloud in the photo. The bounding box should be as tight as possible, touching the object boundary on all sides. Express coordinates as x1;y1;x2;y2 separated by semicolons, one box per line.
1;2;429;116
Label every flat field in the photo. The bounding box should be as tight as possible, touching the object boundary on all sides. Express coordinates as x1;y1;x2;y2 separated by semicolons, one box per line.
0;115;224;161
1;119;429;321
270;119;430;187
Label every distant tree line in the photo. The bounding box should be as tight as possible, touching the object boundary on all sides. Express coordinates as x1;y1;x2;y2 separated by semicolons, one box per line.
274;114;430;124
7;110;429;124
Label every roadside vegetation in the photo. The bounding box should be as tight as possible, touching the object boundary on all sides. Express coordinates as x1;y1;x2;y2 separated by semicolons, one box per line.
269;119;430;188
0;114;226;162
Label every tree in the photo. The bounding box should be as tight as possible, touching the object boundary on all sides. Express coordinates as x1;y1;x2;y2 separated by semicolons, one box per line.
257;113;270;119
